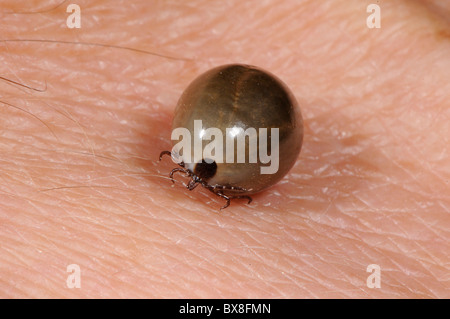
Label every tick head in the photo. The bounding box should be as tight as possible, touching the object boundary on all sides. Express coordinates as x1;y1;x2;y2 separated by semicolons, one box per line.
193;158;217;181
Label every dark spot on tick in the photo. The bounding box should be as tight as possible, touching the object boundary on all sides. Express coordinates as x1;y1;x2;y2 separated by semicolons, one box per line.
194;159;217;181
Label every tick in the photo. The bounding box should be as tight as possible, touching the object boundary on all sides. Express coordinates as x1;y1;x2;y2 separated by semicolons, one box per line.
159;64;303;209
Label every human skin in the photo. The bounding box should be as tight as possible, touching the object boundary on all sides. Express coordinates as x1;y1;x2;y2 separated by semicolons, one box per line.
0;0;449;298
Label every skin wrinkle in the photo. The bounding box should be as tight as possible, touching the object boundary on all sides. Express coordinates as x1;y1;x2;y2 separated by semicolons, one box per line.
1;0;449;298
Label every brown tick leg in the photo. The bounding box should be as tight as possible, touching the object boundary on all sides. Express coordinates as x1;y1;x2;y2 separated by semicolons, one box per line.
214;192;231;210
159;150;171;161
214;192;253;210
230;195;252;204
169;167;190;183
217;186;252;205
204;185;252;209
159;150;185;168
187;178;200;190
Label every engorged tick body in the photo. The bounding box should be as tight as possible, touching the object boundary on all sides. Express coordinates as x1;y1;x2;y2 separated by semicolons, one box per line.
159;64;304;209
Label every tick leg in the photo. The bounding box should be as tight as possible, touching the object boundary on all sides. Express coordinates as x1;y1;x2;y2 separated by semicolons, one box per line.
214;192;231;210
159;150;171;161
216;185;248;193
169;167;190;183
225;195;252;206
159;150;185;168
187;178;199;191
211;191;252;210
232;195;252;204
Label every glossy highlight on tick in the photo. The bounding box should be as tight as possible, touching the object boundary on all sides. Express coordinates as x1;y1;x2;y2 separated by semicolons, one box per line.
159;64;304;209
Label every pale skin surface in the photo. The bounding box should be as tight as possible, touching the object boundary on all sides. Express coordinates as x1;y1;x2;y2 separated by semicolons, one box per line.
0;0;449;298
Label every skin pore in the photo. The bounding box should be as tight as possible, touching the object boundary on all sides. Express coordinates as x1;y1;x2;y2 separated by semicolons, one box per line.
0;0;449;298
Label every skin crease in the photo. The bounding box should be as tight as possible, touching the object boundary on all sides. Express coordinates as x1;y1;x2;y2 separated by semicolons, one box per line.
0;0;449;299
